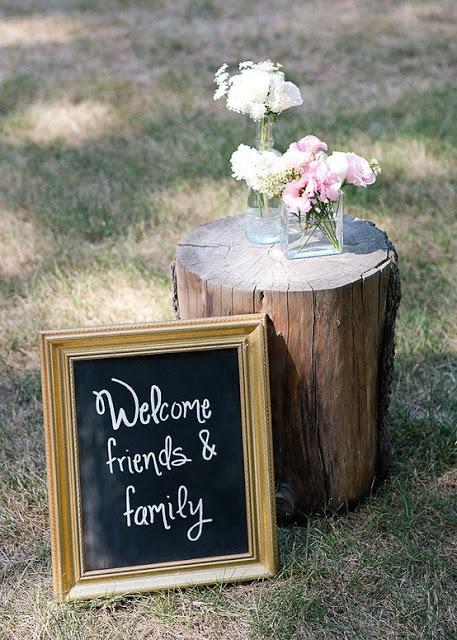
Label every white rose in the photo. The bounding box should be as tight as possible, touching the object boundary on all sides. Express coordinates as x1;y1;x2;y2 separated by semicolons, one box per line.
267;74;303;113
281;81;303;109
326;151;349;181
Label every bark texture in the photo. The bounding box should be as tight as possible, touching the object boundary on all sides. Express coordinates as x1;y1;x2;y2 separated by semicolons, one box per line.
172;215;401;523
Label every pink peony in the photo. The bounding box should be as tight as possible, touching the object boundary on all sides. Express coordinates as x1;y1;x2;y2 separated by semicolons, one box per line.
326;151;348;182
345;153;376;187
324;179;343;201
281;139;377;214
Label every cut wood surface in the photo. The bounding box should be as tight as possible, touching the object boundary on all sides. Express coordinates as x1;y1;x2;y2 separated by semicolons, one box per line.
172;214;401;522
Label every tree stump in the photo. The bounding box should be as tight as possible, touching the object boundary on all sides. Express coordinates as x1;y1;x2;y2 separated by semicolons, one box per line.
171;214;401;523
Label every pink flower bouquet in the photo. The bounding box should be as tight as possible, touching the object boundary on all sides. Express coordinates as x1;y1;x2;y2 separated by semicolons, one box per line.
281;136;380;256
231;134;381;257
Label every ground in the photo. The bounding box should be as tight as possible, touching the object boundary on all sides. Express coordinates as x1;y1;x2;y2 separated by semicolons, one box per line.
0;1;456;638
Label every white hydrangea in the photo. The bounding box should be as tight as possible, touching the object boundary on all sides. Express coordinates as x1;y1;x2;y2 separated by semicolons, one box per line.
226;68;271;118
250;101;268;120
213;84;228;100
213;60;303;121
256;59;280;72
230;144;300;198
230;144;259;182
215;63;228;77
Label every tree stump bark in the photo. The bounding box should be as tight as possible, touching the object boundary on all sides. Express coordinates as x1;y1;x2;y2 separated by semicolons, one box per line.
172;214;401;523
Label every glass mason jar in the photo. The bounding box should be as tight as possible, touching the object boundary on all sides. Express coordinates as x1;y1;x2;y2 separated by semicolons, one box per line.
281;195;344;259
245;114;282;245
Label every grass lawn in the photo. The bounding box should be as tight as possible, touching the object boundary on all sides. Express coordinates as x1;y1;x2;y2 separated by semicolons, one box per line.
0;1;456;638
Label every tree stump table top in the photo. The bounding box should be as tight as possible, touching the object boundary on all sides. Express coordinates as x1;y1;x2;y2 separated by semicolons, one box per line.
173;214;401;521
175;214;392;295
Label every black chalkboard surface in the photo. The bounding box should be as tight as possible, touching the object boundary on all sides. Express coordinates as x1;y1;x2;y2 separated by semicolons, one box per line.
41;316;277;600
74;348;248;571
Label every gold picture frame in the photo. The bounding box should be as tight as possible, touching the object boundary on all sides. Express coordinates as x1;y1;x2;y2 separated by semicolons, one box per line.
40;314;278;601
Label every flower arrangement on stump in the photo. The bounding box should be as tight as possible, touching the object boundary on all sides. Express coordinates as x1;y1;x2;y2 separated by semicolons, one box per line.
214;59;380;256
214;60;303;243
230;134;381;258
281;137;381;258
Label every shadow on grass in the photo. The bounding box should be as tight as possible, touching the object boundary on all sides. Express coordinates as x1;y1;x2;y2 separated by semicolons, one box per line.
0;73;42;116
0;109;251;242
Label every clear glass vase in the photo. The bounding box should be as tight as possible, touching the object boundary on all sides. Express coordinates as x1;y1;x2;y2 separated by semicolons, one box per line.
281;196;344;259
245;190;282;244
244;114;282;245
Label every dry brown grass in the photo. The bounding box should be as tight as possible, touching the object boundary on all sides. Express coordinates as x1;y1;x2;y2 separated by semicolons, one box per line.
0;14;86;46
19;100;118;144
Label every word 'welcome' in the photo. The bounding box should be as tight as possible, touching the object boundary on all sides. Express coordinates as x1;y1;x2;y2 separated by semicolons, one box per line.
92;378;212;431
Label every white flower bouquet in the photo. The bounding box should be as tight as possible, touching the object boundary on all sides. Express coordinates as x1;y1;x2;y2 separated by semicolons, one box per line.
214;60;303;123
213;59;303;244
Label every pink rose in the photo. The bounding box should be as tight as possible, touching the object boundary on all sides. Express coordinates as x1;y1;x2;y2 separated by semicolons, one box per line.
285;135;328;169
345;153;376;187
294;134;328;155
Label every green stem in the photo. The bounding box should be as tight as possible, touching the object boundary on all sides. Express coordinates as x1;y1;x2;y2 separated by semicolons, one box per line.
319;218;340;250
256;115;274;151
297;222;320;252
253;114;276;218
293;199;342;253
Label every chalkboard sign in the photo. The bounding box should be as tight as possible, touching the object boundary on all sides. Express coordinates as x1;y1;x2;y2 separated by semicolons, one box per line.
74;348;248;570
41;315;277;601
